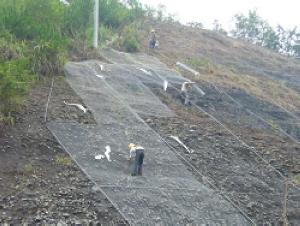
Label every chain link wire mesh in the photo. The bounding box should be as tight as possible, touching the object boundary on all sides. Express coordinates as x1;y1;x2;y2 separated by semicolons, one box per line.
48;57;251;225
99;49;300;225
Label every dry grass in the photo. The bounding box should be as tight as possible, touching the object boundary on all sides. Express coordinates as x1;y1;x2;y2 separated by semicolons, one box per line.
292;174;300;187
23;163;35;175
55;154;72;167
140;19;300;112
0;114;15;126
188;62;300;111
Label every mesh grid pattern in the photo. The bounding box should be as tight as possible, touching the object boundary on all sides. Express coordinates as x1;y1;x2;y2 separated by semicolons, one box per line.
48;58;250;225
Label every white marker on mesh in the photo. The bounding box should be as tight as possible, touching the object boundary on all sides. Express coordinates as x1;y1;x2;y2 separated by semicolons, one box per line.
169;136;194;154
64;101;87;113
95;145;112;162
105;145;112;162
163;80;168;91
139;68;152;75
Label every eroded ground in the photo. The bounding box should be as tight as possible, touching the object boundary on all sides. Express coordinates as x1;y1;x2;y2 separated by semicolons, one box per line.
0;77;127;224
143;86;300;225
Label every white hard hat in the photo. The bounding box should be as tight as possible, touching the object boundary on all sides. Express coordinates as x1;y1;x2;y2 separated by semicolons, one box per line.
128;143;136;149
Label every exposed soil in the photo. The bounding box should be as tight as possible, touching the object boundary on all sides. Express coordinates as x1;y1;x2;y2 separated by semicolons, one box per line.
1;17;300;225
0;77;127;225
190;82;300;174
140;19;300;111
141;19;300;86
135;19;300;224
142;86;300;225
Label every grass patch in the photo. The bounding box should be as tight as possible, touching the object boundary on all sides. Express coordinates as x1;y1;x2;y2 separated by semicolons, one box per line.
267;119;279;132
118;24;140;52
24;163;35;175
0;114;15;126
185;56;215;74
186;57;210;68
55;154;72;166
292;174;300;187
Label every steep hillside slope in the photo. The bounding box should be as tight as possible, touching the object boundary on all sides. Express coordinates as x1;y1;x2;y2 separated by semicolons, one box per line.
137;18;300;174
140;19;300;112
134;19;300;224
98;48;300;225
1;17;299;225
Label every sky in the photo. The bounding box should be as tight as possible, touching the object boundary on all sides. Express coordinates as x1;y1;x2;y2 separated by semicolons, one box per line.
139;0;300;31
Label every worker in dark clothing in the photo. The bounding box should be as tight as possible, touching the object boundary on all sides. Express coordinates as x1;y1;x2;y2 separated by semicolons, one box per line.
149;29;157;49
128;143;145;176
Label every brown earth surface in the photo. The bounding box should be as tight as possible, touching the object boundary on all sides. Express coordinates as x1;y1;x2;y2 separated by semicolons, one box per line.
0;77;127;225
139;19;300;112
136;19;300;225
142;86;300;225
1;18;300;225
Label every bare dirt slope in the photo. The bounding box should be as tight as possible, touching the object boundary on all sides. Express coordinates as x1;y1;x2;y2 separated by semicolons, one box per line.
138;19;300;177
0;77;127;225
140;19;300;112
1;18;300;225
133;19;300;225
96;47;300;225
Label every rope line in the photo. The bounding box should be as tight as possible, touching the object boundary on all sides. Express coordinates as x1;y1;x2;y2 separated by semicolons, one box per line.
44;77;54;123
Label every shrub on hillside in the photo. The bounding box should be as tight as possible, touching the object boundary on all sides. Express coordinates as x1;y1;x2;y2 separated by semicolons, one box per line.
31;39;67;76
0;58;34;116
0;0;146;118
120;25;140;52
0;35;35;119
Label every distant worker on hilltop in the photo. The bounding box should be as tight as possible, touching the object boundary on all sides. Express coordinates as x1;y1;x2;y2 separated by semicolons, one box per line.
149;29;157;49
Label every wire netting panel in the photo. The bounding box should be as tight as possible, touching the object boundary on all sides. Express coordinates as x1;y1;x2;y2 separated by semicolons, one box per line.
102;187;249;225
101;49;190;85
48;60;250;224
48;122;249;224
99;49;300;225
101;48;166;68
66;61;175;118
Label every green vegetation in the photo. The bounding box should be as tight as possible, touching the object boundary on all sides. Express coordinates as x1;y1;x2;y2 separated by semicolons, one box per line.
0;34;35;121
185;56;215;75
186;57;211;69
55;154;72;166
293;174;300;187
231;9;300;55
4;1;297;125
0;0;147;122
24;163;35;175
119;24;140;52
267;119;279;132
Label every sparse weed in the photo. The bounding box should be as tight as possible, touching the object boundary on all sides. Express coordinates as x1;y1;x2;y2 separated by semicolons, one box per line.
55;154;72;166
120;25;140;52
24;163;34;175
0;114;15;126
186;57;210;69
267;119;279;131
292;174;300;187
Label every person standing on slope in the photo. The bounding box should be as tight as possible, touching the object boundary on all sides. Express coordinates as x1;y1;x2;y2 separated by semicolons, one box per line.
181;81;195;106
128;143;145;176
149;29;157;49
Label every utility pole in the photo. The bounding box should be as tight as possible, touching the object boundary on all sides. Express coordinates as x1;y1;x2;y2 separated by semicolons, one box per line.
93;0;99;48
